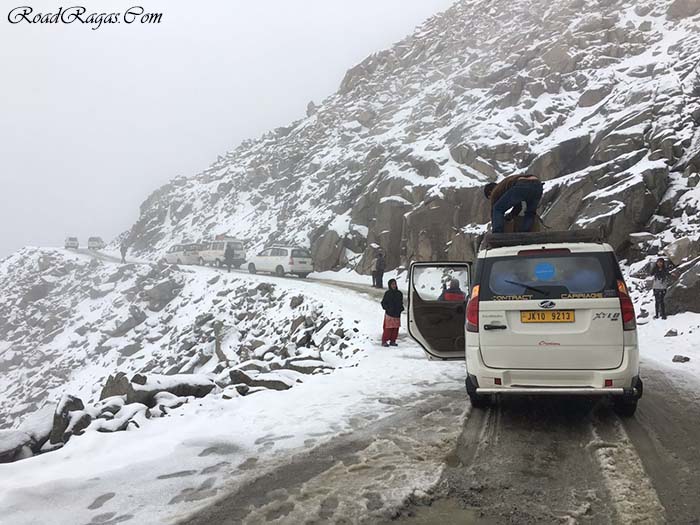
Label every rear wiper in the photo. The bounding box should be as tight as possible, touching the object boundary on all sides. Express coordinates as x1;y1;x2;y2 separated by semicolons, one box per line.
504;280;550;297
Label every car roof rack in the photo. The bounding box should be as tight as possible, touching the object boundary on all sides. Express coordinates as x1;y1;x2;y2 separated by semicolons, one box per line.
480;228;606;249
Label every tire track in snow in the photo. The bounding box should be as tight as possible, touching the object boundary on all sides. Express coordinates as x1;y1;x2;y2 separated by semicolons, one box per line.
588;412;665;524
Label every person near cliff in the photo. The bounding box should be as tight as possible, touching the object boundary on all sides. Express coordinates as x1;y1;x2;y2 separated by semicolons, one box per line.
224;243;235;273
120;242;128;264
381;279;404;347
484;174;543;233
650;257;673;320
438;279;467;302
372;251;386;289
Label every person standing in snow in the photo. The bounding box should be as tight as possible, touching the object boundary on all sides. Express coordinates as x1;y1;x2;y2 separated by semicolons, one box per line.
438;278;467;302
373;251;386;289
484;174;543;233
650;257;672;320
224;243;235;273
381;279;404;347
120;242;128;264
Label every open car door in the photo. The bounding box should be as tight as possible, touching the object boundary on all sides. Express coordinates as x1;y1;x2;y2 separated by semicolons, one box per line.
408;262;471;360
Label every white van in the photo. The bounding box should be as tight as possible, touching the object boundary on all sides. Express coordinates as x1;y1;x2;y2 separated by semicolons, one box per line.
198;238;246;268
64;237;79;249
87;237;105;250
164;243;202;265
408;230;643;417
247;246;313;278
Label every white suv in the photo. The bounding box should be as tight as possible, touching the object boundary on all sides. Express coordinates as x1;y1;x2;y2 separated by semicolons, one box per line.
408;230;642;417
87;237;105;250
198;238;246;268
247;246;313;278
163;243;202;265
64;237;79;249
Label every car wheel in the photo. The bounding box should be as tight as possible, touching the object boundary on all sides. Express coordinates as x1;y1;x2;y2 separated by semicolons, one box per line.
248;263;257;274
466;375;490;409
275;266;285;277
613;398;638;417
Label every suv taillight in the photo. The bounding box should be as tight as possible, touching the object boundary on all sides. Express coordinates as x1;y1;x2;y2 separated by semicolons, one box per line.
617;280;636;331
467;285;480;333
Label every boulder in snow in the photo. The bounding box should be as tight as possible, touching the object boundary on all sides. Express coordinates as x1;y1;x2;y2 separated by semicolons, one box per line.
49;394;91;445
0;430;34;463
666;260;700;315
100;372;215;408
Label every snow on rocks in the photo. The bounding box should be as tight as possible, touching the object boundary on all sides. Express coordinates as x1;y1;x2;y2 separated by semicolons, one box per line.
100;372;215;407
0;249;372;463
0;431;34;464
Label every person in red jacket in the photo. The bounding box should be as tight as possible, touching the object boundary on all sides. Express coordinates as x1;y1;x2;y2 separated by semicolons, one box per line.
438;279;467;302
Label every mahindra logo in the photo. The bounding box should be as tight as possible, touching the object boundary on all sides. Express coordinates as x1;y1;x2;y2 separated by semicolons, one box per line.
539;341;561;346
539;300;556;309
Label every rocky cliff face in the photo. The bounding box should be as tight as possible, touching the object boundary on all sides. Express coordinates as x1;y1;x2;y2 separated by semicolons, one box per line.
125;0;700;276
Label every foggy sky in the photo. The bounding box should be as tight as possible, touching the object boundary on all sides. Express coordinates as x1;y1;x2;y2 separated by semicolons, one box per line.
0;0;455;258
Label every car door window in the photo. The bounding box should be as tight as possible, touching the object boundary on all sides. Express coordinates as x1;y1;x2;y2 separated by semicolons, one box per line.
409;263;471;360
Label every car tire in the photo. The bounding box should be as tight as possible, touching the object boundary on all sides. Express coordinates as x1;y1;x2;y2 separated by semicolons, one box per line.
466;375;490;409
248;263;257;274
275;266;285;277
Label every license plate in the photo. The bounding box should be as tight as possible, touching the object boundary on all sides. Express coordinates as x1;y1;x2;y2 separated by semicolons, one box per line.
521;310;575;323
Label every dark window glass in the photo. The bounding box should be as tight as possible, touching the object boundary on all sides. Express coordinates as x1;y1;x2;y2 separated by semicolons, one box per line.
480;253;620;300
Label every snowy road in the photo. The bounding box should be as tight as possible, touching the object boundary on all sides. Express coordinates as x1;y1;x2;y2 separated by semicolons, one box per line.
4;250;699;524
181;364;700;525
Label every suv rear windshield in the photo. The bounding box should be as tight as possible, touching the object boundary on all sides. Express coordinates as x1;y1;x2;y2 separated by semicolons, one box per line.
479;252;621;301
292;249;310;258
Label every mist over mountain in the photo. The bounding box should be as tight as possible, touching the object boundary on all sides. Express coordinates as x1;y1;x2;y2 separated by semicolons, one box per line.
124;0;700;275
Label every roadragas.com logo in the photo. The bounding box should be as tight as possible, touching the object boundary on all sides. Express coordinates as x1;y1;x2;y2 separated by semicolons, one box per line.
7;5;163;30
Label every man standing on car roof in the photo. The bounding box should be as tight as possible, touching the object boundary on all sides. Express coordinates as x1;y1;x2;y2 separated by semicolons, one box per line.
483;174;544;233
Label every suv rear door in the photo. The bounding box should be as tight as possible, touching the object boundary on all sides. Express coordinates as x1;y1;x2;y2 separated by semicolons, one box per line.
291;248;312;270
408;262;471;360
478;249;624;370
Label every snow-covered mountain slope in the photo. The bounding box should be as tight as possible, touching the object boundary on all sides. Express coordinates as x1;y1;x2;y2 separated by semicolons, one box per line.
0;248;371;430
125;0;700;278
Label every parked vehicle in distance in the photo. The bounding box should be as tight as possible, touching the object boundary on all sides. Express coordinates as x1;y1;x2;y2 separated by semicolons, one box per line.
408;230;643;417
64;237;79;249
247;245;313;278
198;237;246;268
87;237;105;250
163;243;202;265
